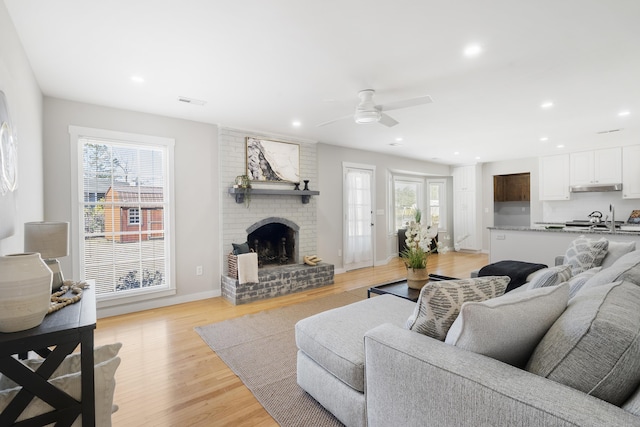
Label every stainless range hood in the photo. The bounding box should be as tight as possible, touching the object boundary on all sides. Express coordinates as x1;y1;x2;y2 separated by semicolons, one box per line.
569;183;623;193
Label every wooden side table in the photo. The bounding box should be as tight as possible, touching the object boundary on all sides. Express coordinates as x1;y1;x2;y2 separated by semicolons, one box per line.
0;285;96;426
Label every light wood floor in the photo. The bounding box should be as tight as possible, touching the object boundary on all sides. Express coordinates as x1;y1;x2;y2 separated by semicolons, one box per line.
95;252;488;427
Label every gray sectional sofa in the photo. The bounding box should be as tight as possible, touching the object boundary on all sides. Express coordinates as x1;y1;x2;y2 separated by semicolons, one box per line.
295;237;640;426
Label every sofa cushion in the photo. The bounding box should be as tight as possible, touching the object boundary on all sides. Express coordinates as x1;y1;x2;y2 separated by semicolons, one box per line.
526;265;571;290
567;267;602;299
295;294;415;392
601;241;636;268
581;249;640;291
445;283;569;368
526;280;640;406
563;236;609;275
406;276;509;340
0;356;121;426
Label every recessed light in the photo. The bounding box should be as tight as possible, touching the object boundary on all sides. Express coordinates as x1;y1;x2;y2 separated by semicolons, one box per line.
292;120;301;127
619;110;631;117
395;137;403;142
540;136;549;142
463;44;482;57
556;144;565;149
454;151;460;155
130;75;145;83
475;156;481;160
541;101;554;109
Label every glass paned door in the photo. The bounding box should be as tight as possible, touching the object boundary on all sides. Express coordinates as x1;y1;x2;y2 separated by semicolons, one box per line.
343;166;374;270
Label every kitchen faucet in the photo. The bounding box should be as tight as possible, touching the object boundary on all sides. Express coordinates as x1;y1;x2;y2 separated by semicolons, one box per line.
610;204;615;233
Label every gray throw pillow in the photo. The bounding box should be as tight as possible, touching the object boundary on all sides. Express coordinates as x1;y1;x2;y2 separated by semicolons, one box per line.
526;265;572;290
232;242;250;255
406;276;509;340
526;280;640;406
580;249;640;291
563;236;609;275
601;241;636;268
445;283;569;368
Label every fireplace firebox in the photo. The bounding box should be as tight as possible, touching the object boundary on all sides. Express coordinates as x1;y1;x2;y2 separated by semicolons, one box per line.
247;217;299;267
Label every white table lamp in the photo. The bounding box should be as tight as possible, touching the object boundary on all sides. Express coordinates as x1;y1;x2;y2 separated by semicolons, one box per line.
24;221;69;291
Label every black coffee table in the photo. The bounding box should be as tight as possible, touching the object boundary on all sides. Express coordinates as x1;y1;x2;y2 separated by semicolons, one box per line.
367;274;459;302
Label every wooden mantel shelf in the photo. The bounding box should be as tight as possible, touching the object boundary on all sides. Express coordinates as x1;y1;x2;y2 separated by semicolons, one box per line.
228;187;320;204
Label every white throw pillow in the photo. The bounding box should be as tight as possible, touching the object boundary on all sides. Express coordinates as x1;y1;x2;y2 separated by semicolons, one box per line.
406;276;509;340
0;342;122;390
0;356;121;426
526;265;572;290
445;283;570;368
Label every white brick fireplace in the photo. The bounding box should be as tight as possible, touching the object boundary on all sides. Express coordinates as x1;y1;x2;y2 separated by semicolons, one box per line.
219;127;319;274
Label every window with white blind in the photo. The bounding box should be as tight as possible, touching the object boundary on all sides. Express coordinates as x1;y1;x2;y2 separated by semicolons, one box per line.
69;126;175;304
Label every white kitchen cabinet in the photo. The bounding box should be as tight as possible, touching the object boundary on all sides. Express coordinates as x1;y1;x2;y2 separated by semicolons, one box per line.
623;145;640;199
539;154;570;201
569;148;621;186
452;165;481;251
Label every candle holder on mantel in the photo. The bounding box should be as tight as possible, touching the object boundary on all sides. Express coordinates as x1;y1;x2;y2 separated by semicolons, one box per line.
303;180;310;191
294;182;300;191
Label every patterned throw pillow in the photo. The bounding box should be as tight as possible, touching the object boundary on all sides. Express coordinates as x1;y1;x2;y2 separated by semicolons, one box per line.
526;265;572;290
563;236;609;275
567;267;602;299
405;276;510;340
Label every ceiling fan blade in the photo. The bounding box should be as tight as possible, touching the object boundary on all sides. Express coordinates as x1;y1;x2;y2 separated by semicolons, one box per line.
317;114;352;127
378;95;433;112
378;113;399;127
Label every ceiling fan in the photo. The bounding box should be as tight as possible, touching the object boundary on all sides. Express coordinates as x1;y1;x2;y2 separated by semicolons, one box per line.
318;89;433;128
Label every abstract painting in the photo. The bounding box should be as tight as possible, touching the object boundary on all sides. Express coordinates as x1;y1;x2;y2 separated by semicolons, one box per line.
246;137;300;183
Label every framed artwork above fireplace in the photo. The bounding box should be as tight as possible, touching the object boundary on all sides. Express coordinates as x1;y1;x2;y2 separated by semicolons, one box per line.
246;137;300;183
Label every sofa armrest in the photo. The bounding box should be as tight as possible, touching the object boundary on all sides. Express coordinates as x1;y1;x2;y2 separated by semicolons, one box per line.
364;324;639;427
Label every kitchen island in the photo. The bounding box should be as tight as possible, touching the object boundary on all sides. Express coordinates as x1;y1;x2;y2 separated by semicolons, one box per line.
488;225;640;267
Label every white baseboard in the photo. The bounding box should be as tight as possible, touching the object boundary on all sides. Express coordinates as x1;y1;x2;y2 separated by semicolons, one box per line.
97;289;221;319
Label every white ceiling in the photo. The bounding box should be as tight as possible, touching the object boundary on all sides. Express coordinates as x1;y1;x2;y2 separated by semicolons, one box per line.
5;0;640;165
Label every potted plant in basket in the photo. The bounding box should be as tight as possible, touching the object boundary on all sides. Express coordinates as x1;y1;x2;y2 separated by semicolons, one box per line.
401;209;439;289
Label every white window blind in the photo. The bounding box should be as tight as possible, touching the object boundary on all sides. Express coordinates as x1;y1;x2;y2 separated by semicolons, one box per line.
70;126;175;303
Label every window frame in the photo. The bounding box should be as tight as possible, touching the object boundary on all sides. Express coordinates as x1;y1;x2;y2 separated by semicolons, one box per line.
427;178;447;233
69;126;176;308
388;173;425;234
127;207;142;226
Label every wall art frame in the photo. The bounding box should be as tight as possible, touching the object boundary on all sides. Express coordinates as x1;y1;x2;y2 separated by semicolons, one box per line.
246;137;300;183
0;90;17;239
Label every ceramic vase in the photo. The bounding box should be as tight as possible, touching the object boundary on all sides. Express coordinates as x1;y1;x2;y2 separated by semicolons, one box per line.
406;267;429;290
0;252;53;333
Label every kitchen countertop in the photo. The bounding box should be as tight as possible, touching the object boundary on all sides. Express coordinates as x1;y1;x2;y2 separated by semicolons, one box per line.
489;225;640;235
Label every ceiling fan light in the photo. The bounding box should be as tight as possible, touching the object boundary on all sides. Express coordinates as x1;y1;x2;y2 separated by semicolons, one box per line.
355;110;381;124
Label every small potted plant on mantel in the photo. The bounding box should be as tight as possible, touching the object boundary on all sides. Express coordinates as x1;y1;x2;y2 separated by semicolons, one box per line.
234;175;252;207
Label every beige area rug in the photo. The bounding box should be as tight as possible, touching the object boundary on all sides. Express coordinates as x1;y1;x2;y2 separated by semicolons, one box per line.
195;288;369;427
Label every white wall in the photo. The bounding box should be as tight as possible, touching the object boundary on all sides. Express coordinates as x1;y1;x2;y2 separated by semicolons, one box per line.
317;143;450;272
0;2;43;255
43;97;219;317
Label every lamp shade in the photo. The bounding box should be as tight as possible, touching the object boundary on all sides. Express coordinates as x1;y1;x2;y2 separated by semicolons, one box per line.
24;221;69;259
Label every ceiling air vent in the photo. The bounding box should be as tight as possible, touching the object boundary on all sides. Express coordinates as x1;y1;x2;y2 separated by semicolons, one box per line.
177;96;207;106
596;128;623;134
